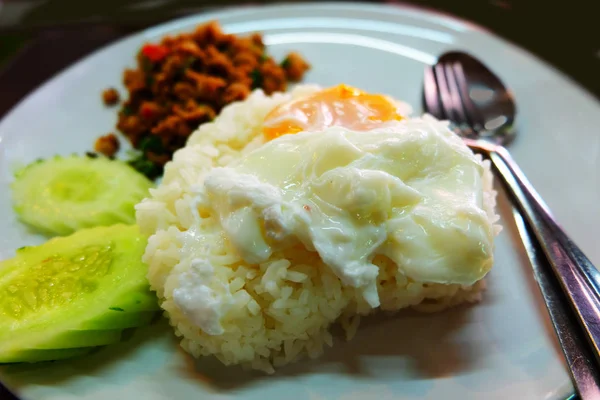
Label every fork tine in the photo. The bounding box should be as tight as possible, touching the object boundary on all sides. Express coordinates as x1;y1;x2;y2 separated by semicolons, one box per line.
444;63;469;124
423;65;444;119
451;62;485;131
433;63;457;121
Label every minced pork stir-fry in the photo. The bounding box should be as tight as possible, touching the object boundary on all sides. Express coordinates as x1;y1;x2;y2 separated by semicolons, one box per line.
95;20;310;178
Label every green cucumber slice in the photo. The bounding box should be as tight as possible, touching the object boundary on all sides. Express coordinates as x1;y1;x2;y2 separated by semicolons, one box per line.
0;329;122;363
32;329;124;350
0;347;95;364
0;224;157;363
79;310;158;331
11;155;153;235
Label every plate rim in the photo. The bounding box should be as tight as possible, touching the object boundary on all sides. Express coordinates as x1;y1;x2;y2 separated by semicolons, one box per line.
0;1;598;128
0;2;587;399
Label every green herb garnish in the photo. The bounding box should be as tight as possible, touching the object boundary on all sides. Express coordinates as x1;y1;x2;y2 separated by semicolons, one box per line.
122;104;135;116
183;57;196;69
174;57;197;79
145;75;155;88
109;307;125;312
140;56;154;74
250;68;263;89
280;57;291;69
127;153;162;180
139;135;164;153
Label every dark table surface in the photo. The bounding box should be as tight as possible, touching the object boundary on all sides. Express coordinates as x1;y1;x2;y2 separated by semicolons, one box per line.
0;0;599;122
0;1;596;399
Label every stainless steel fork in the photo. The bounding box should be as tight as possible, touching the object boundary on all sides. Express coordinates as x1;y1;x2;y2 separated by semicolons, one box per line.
423;51;600;398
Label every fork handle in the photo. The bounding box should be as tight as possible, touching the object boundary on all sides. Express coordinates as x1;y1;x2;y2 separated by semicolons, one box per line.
488;145;600;364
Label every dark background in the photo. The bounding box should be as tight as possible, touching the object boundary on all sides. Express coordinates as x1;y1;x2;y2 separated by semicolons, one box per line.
0;0;598;122
0;1;596;399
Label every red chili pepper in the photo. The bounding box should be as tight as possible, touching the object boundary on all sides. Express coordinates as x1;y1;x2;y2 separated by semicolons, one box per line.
140;103;156;120
141;44;168;63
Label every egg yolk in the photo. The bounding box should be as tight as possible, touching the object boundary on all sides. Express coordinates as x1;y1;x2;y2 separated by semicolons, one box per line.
263;84;405;140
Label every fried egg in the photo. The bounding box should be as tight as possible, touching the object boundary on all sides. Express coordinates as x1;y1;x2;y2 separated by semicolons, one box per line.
262;84;407;139
138;83;500;374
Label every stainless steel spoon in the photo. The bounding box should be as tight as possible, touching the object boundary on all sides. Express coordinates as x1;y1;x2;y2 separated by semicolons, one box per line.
423;51;600;398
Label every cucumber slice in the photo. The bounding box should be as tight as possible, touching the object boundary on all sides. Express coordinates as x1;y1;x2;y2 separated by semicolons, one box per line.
32;329;123;350
80;310;158;331
0;330;121;363
77;283;161;330
106;288;162;313
0;224;157;363
11;155;153;236
0;347;95;364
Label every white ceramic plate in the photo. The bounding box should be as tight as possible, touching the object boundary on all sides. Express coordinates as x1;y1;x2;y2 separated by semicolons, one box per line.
1;2;599;399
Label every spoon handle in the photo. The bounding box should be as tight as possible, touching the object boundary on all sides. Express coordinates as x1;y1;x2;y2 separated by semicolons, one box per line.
512;205;600;398
485;143;600;364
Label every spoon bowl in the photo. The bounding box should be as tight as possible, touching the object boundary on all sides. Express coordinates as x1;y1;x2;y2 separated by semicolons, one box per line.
423;51;516;145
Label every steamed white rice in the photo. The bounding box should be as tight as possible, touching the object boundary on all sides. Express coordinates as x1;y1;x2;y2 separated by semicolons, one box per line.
136;84;501;373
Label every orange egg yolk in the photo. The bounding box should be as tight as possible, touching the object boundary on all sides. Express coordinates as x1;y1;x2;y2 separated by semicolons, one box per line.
262;84;405;140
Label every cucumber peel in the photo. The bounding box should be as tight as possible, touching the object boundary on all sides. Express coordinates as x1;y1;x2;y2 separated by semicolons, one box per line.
32;329;124;350
0;224;158;363
0;348;95;364
11;155;153;236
